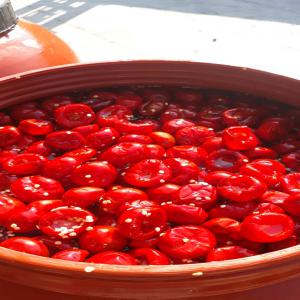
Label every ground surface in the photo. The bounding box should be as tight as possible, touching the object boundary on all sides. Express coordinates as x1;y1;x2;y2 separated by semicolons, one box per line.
10;0;300;79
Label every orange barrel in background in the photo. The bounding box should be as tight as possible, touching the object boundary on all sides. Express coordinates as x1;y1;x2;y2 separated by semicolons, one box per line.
0;0;78;78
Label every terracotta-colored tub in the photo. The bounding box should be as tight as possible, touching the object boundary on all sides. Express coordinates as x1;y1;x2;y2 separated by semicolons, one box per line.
1;61;300;300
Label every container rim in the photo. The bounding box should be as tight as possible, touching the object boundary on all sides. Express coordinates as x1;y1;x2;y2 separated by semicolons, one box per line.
1;60;300;279
1;59;300;84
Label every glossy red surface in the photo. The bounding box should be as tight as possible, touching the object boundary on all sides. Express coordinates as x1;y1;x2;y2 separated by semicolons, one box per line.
0;20;78;77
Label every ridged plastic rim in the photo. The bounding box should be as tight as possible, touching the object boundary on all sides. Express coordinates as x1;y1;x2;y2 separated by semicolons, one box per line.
0;60;300;280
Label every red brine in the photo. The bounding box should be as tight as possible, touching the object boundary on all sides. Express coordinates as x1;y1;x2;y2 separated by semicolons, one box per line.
0;86;299;265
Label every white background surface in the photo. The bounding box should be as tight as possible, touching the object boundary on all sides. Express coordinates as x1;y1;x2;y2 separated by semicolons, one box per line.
10;0;300;79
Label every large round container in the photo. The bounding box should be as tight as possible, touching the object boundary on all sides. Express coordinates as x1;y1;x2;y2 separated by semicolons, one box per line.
0;61;300;300
0;1;78;77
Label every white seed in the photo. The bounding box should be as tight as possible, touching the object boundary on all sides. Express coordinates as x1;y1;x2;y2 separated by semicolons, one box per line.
84;174;92;179
86;114;93;117
220;204;227;208
58;233;68;238
159;179;165;183
85;216;94;222
66;131;72;135
141;210;148;216
54;241;62;245
102;200;112;204
86;226;93;231
182;238;190;243
158;170;165;174
84;266;96;273
59;227;69;234
125;218;133;223
155;227;161;232
192;271;204;276
181;163;189;167
69;232;77;237
10;223;20;230
34;184;40;188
